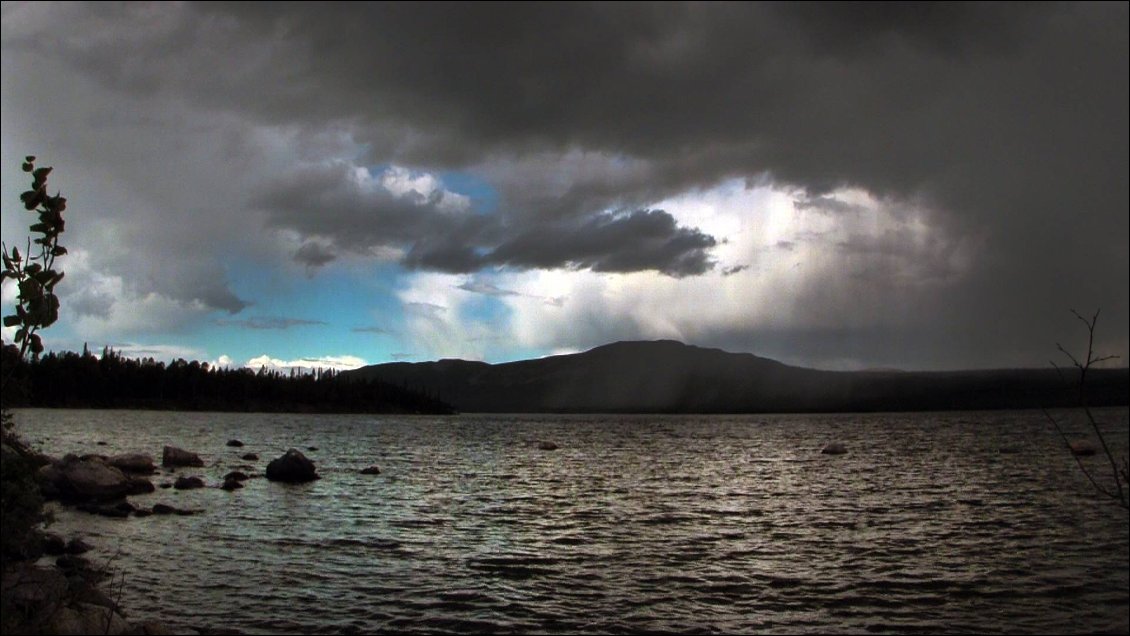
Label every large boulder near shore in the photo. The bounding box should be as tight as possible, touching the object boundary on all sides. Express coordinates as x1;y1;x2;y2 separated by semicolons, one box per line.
162;446;204;468
265;449;319;483
108;453;156;474
37;455;131;502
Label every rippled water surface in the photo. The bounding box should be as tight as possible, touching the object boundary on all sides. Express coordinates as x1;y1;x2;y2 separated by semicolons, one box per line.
15;409;1130;634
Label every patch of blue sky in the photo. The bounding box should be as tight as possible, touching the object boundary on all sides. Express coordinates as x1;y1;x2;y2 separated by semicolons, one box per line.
460;292;512;330
211;258;407;364
438;169;500;215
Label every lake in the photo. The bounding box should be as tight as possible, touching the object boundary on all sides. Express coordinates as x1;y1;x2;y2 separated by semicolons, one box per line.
12;408;1130;634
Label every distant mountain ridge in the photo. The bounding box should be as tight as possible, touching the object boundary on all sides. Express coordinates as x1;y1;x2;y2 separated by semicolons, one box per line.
344;340;1129;413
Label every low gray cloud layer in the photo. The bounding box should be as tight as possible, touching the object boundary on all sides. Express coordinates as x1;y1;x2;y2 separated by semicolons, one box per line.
2;2;1126;367
213;317;326;330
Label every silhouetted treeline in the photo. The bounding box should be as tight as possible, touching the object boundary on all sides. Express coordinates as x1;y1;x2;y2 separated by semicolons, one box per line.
1;345;453;414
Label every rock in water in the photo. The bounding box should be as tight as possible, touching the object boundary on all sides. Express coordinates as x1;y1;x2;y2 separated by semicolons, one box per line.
265;449;319;483
821;442;847;455
161;446;204;467
125;476;156;495
39;456;131;502
107;453;156;474
538;441;559;451
1069;440;1097;456
360;465;381;475
226;439;244;447
173;476;205;490
65;537;93;555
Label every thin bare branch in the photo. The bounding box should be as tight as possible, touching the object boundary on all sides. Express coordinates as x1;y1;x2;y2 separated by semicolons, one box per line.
1047;308;1129;511
1081;402;1128;508
1042;408;1121;501
1055;343;1084;371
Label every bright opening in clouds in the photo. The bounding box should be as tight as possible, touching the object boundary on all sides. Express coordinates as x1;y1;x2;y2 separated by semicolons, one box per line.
2;3;1126;371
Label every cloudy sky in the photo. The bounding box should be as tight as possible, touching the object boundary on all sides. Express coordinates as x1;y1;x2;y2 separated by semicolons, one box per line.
2;2;1126;372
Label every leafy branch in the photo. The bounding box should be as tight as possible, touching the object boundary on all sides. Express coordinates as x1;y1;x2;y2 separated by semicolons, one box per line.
1042;308;1128;510
1;156;67;363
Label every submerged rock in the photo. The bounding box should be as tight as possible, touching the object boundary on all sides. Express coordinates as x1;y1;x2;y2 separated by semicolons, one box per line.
265;449;319;483
162;446;204;468
42;533;67;556
821;442;847;455
65;537;93;555
173;476;205;490
125;476;156;496
537;441;559;451
360;465;381;475
220;478;244;491
76;500;135;518
223;471;250;482
108;453;156;474
241;452;259;461
226;439;244;448
1069;440;1097;456
150;503;200;516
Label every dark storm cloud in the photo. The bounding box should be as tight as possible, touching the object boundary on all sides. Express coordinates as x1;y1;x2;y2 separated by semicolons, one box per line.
196;3;1124;307
3;2;1126;366
256;161;717;275
486;209;716;277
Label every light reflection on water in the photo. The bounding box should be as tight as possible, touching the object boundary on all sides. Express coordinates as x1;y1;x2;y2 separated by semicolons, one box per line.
15;408;1130;634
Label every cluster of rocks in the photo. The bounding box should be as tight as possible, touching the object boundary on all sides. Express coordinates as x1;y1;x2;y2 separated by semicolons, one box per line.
33;449;207;519
36;442;385;521
8;436;387;635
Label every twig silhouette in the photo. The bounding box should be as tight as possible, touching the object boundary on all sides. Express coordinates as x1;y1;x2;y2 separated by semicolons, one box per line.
1043;309;1128;510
